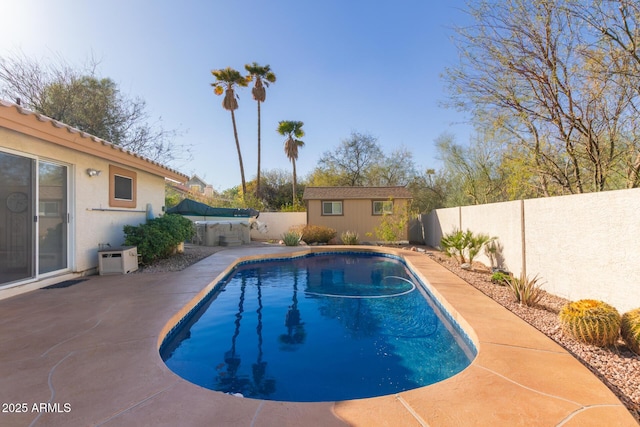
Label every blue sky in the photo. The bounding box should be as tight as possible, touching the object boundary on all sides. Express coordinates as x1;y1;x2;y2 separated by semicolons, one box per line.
0;0;473;191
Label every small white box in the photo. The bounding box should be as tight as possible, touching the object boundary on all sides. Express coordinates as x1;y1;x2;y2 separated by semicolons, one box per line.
98;246;138;275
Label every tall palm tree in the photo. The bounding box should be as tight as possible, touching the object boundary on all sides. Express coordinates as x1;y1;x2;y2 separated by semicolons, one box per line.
245;63;276;198
277;120;305;206
211;67;249;195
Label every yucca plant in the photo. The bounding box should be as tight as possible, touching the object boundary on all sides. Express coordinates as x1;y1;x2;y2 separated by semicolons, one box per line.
621;308;640;355
558;299;621;347
281;231;302;246
505;273;543;306
341;230;359;245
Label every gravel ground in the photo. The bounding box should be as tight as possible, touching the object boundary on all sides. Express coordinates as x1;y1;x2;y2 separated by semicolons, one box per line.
137;243;640;421
422;249;640;423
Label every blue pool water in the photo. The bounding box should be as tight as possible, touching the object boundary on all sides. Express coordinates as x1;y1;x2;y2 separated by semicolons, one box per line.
160;252;476;402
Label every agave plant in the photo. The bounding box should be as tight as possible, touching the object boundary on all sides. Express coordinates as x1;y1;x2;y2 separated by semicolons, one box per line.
281;231;302;246
505;273;544;306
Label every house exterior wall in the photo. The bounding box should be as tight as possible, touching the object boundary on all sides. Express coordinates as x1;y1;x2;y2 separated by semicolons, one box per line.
1;121;169;277
306;198;410;242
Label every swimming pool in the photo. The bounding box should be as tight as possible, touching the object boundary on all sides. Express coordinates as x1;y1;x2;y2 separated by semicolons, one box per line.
160;252;476;402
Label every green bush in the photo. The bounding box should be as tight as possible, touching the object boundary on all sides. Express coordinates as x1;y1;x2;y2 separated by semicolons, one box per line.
299;225;336;244
341;230;359;245
558;299;621;347
123;214;194;264
491;271;510;286
281;231;302;246
621;308;640;355
440;229;494;265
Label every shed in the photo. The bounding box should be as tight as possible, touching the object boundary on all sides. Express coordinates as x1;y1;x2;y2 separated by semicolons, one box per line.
302;186;413;243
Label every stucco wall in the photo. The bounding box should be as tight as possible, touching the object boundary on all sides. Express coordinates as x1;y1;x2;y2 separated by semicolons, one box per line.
1;127;167;274
423;188;640;313
249;212;306;241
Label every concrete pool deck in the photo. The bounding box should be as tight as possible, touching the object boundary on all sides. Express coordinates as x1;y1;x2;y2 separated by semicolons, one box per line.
0;244;636;426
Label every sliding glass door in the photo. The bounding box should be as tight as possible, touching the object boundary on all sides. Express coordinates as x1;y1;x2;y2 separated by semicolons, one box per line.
0;151;35;284
0;151;69;287
38;161;68;275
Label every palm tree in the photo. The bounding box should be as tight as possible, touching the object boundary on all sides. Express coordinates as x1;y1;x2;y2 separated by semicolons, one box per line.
277;120;305;206
211;67;249;195
245;63;276;199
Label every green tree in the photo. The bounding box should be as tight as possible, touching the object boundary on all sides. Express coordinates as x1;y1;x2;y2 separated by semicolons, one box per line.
0;52;183;162
317;132;384;186
277;120;305;206
407;168;448;213
436;132;507;206
211;67;249;195
368;145;418;186
445;0;640;194
245;62;276;198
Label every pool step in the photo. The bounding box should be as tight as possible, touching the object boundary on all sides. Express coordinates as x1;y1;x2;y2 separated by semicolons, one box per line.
219;236;242;247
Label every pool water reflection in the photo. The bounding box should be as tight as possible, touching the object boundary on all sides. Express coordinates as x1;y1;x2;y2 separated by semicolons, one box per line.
160;253;476;402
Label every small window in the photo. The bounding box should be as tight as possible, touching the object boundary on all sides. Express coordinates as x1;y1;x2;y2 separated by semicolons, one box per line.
322;201;343;215
373;200;393;215
109;165;137;208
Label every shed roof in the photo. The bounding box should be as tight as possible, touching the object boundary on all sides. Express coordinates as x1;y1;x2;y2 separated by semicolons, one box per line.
302;186;412;200
0;100;188;182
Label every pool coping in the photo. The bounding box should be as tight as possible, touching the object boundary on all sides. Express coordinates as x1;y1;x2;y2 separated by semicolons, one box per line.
0;244;637;426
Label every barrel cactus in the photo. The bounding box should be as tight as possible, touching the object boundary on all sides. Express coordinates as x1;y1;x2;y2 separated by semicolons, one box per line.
558;299;621;347
620;308;640;355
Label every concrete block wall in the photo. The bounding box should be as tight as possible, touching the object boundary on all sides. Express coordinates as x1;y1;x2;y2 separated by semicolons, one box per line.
421;188;640;313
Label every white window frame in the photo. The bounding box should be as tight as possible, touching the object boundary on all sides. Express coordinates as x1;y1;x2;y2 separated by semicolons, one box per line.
372;200;394;215
322;200;343;216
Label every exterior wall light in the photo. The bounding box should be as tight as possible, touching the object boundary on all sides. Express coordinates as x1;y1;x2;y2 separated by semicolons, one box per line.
86;168;102;177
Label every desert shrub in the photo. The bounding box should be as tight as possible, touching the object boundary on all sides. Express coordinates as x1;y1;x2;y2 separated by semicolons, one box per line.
505;273;544;306
621;308;640;355
440;229;494;265
123;214;194;264
300;225;336;244
558;299;621;347
371;201;409;244
491;271;510;286
341;231;359;245
281;231;302;246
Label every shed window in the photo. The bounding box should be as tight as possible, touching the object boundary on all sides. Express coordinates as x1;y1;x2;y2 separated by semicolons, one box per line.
109;165;137;208
373;200;393;215
322;201;342;215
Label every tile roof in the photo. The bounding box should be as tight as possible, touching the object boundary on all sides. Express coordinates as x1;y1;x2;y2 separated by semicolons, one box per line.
302;186;413;200
0;99;188;182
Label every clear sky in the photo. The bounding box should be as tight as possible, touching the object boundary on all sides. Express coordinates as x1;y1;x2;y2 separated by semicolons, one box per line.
0;0;473;191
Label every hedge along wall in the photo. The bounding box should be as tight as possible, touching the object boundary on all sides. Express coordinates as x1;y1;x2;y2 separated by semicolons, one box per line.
421;187;640;313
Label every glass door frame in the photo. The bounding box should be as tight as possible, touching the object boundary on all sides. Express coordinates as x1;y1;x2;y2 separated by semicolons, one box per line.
0;148;73;289
37;158;72;279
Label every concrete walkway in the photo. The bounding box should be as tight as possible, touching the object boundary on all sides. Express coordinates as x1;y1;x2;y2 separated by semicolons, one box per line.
0;245;636;426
